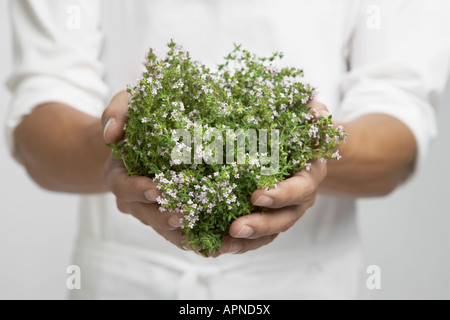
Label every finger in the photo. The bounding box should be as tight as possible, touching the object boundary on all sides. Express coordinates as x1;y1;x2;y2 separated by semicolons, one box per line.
219;234;279;255
251;160;326;208
102;91;130;144
117;200;184;231
307;100;330;119
152;228;208;256
152;228;192;251
103;157;161;203
229;204;311;239
307;100;338;127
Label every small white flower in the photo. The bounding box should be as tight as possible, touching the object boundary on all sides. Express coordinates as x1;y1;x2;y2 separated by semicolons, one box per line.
332;150;342;160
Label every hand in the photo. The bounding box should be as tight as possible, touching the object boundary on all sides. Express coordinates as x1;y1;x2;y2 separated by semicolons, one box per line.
101;91;190;252
221;101;330;254
102;92;329;257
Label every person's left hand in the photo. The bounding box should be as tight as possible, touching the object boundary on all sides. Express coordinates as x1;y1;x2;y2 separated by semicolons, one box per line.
218;100;330;255
217;160;327;255
103;93;330;257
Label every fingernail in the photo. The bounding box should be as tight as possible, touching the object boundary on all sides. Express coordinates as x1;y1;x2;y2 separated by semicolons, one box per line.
228;242;243;254
235;225;253;238
144;189;158;202
103;118;115;140
254;195;273;207
168;215;183;228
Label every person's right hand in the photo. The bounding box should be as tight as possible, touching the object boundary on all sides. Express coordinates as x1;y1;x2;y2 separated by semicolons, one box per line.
100;91;190;252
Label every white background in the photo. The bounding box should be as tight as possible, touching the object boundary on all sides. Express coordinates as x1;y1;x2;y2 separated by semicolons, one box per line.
0;2;449;300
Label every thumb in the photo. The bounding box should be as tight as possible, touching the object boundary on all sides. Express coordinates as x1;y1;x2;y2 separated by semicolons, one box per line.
102;91;130;144
307;100;336;126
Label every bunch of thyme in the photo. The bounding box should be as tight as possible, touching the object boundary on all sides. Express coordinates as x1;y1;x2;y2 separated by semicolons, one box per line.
110;40;346;254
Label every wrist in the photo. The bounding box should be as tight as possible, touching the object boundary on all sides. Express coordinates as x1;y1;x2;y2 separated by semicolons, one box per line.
16;103;110;193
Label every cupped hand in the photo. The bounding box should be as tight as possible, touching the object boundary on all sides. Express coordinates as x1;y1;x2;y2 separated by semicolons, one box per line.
220;159;327;254
101;92;331;257
101;91;191;252
220;100;331;255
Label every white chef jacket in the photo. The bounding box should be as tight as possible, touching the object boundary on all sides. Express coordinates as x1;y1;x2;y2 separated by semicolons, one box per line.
6;0;450;300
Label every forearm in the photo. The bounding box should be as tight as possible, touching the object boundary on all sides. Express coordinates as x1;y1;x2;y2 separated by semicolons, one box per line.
321;114;417;198
14;103;110;193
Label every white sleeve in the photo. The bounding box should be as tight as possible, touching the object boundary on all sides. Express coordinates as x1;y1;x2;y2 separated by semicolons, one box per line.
5;0;108;161
339;0;450;173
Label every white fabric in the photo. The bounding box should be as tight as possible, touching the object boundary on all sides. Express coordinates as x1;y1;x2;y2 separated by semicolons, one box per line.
6;0;450;299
